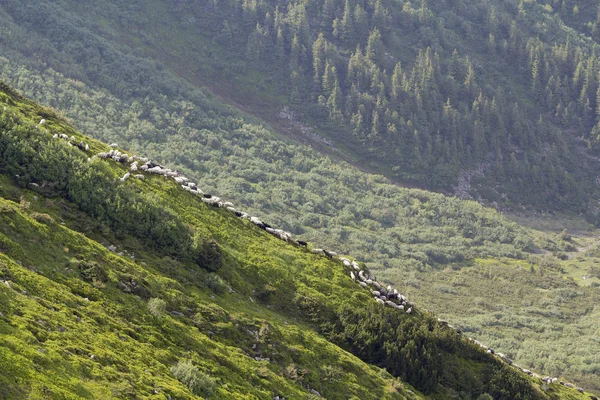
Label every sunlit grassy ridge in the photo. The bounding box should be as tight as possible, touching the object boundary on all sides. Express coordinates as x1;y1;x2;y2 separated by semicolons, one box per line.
0;85;592;399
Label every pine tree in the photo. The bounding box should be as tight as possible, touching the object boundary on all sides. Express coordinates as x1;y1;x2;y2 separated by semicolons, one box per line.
354;4;369;41
366;28;384;65
313;33;328;86
391;62;403;100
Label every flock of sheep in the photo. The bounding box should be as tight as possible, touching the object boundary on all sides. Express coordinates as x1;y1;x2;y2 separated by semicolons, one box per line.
48;125;593;398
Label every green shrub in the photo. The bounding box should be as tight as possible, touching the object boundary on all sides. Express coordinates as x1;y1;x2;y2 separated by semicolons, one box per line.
204;273;229;294
192;234;223;272
170;360;217;397
147;298;166;318
78;261;108;283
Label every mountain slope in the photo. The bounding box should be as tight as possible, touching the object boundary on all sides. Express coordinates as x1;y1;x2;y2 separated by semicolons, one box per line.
0;84;592;399
2;1;600;392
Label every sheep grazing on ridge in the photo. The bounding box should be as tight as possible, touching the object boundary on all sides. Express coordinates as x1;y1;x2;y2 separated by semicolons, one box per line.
140;164;149;171
250;216;263;226
297;240;308;247
97;152;108;158
323;250;337;258
406;307;412;314
358;281;368;288
375;298;385;305
120;172;130;182
134;174;145;180
223;201;234;208
356;270;366;281
85;144;89;151
77;142;85;150
70;136;76;141
39;118;46;125
60;134;69;140
109;143;118;148
312;248;324;254
234;211;243;217
53;134;58;139
350;271;356;281
226;206;236;213
130;164;138;172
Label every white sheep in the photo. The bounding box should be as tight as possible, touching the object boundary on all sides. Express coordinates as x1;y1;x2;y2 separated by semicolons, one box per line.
358;281;368;288
375;298;385;305
223;201;234;208
226;206;236;213
350;271;355;281
358;271;366;281
109;143;118;148
140;164;149;171
53;134;58;139
39;118;46;125
85;144;89;151
120;172;131;182
130;164;138;172
134;174;145;180
406;307;412;314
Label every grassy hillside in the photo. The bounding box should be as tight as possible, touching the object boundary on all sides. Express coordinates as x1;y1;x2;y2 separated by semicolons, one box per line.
0;84;592;399
1;0;600;394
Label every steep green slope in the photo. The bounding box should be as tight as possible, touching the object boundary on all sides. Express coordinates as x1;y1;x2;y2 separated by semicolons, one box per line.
1;0;600;392
0;84;592;399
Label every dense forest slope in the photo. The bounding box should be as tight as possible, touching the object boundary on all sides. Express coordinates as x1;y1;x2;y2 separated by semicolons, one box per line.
1;0;600;394
3;0;600;214
1;83;592;399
